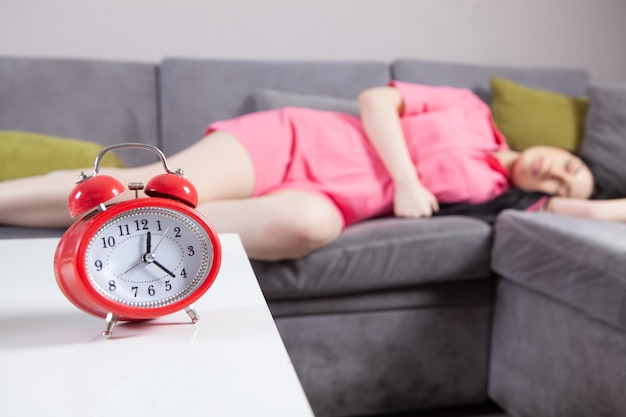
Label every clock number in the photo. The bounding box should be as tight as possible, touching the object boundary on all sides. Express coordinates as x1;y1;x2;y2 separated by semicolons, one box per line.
118;224;130;236
174;227;182;238
134;219;149;231
187;246;195;256
131;285;160;297
94;260;103;271
165;280;172;291
108;280;117;291
156;220;163;231
180;268;188;279
101;236;116;248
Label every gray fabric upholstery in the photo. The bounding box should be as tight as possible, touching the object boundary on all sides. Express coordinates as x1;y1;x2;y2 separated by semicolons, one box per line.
252;216;496;416
579;83;626;198
392;59;590;104
159;58;389;156
253;216;493;300
253;89;360;115
279;304;493;417
492;210;626;331
0;57;159;166
268;279;494;318
489;280;626;417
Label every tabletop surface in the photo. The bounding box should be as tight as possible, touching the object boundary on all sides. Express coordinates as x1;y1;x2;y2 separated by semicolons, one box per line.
0;234;313;417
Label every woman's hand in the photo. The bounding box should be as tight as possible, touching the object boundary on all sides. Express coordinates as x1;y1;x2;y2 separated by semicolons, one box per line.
393;178;439;218
358;86;438;218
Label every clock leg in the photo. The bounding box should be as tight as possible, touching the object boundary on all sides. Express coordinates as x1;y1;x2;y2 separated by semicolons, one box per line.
184;306;200;323
103;312;119;338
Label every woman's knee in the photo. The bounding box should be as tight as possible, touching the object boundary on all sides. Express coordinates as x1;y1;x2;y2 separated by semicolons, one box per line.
287;210;342;249
268;194;343;253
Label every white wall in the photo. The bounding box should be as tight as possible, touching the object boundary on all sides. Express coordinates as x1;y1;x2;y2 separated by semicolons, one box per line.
1;0;625;81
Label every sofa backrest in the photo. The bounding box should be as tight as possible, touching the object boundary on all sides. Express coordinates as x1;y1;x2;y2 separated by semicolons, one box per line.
392;59;590;103
158;58;390;156
0;56;592;167
0;57;159;166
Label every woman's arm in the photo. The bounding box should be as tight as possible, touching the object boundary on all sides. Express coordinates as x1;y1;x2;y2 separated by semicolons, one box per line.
358;86;439;218
546;197;626;222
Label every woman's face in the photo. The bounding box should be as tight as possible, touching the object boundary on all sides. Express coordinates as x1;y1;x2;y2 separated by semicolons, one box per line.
511;146;594;198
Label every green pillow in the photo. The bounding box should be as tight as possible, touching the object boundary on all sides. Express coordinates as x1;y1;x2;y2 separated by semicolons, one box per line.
0;131;126;181
490;77;588;152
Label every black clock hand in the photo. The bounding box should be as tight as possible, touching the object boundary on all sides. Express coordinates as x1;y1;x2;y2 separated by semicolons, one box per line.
142;251;176;278
146;231;152;253
152;260;176;278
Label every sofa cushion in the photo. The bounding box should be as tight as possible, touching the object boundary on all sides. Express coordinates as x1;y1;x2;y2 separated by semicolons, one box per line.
252;215;493;300
490;77;588;152
492;210;626;331
391;59;590;104
159;58;389;156
253;89;360;115
0;57;159;167
0;131;126;181
579;83;626;198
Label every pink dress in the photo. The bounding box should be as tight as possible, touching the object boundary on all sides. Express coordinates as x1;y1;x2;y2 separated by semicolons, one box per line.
206;81;510;226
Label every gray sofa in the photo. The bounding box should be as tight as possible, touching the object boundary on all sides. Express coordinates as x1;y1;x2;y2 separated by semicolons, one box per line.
1;56;625;417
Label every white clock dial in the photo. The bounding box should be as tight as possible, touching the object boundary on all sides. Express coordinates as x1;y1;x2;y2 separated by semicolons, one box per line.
84;207;214;308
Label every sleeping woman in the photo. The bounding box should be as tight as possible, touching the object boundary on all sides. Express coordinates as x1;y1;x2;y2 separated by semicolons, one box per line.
0;81;623;260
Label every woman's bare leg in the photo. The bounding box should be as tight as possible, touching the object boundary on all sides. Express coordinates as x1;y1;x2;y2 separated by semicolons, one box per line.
0;130;344;259
160;131;255;202
0;170;86;227
197;190;344;260
0;131;255;228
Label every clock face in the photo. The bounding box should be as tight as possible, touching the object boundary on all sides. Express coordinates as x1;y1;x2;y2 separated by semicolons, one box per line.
84;206;215;309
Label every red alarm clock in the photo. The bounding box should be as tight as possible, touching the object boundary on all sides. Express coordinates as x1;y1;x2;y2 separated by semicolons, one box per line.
54;143;221;338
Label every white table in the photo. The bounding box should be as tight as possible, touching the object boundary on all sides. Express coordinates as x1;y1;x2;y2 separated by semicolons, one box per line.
0;234;314;417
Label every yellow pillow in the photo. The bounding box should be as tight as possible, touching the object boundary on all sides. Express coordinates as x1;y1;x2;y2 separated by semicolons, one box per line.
0;131;126;181
490;77;588;152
